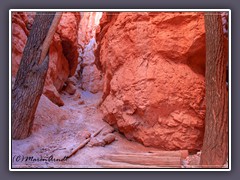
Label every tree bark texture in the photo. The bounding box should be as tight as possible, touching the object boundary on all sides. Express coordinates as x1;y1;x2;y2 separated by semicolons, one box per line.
12;12;62;140
200;12;228;167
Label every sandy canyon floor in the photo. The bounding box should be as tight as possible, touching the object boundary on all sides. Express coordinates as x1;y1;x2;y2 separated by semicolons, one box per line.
11;87;212;169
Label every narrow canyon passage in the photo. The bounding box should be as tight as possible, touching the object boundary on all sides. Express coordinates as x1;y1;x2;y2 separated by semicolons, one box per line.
11;11;229;168
12;12;172;168
13;86;165;168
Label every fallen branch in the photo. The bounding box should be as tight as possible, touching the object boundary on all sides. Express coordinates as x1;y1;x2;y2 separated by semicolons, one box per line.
116;151;181;157
67;138;90;159
103;154;181;166
96;160;181;168
67;126;106;159
148;150;189;159
92;125;105;137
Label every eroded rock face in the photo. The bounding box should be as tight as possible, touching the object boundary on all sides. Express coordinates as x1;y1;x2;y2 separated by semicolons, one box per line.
12;12;80;106
43;33;69;106
77;12;103;93
57;12;80;76
96;12;206;150
78;12;102;50
81;38;103;93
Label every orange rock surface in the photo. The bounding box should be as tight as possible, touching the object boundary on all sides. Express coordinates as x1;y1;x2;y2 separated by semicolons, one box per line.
96;12;206;150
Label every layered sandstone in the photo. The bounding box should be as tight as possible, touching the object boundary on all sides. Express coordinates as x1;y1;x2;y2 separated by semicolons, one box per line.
96;12;206;150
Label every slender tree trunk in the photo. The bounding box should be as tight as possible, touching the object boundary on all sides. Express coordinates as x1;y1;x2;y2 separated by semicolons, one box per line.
12;12;62;140
200;12;228;167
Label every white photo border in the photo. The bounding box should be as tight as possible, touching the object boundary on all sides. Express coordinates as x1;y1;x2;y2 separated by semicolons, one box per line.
9;9;231;172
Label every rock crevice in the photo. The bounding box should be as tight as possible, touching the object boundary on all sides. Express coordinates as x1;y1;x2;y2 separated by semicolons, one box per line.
12;12;81;106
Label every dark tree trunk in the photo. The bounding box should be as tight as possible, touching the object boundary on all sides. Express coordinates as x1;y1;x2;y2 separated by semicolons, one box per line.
200;12;228;167
12;12;62;140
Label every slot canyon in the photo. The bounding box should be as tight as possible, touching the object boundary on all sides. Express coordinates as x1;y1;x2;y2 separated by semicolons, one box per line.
11;11;229;168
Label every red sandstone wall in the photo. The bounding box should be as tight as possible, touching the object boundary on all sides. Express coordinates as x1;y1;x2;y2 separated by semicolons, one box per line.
95;12;206;150
12;12;81;106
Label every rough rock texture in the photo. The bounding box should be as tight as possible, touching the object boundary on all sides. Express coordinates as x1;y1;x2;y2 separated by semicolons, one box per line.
78;12;102;50
96;12;206;150
80;38;103;93
12;12;80;105
57;12;80;76
43;33;69;106
77;12;103;93
65;81;77;95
